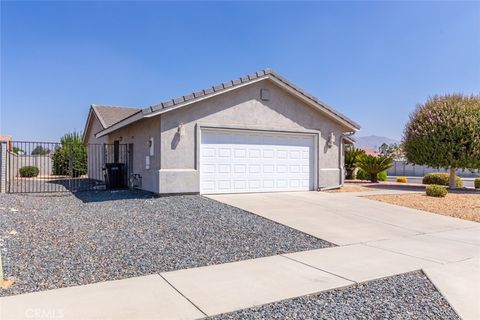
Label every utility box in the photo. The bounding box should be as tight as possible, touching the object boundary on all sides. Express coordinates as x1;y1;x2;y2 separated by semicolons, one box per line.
104;163;126;189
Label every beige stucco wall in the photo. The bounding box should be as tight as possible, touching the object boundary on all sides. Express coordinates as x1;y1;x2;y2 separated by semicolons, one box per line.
85;113;108;145
107;116;162;193
84;110;162;192
92;78;355;194
158;79;352;193
85;114;108;181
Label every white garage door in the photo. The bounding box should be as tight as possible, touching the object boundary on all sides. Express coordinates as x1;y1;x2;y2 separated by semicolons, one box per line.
200;130;315;194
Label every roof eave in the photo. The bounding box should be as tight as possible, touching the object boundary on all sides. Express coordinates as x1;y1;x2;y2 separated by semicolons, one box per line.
342;136;356;144
82;106;106;144
143;76;268;119
94;69;360;137
95;111;144;138
266;76;360;131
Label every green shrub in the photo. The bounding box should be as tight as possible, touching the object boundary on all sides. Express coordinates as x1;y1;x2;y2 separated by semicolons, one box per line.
19;166;39;178
397;176;408;183
356;168;370;180
378;171;387;181
422;173;463;188
345;147;365;180
425;184;447;197
52;132;87;177
347;171;356;180
356;155;394;182
475;178;480;189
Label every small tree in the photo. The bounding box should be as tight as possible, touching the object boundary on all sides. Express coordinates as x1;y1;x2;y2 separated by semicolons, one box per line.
52;132;87;177
31;145;50;155
356;155;393;182
344;146;365;179
403;94;480;188
12;146;23;155
378;143;404;160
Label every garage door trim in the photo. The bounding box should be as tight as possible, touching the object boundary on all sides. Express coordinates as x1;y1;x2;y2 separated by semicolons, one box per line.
196;125;319;194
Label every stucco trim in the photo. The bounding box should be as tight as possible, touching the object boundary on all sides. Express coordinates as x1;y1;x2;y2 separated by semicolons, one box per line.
195;124;321;191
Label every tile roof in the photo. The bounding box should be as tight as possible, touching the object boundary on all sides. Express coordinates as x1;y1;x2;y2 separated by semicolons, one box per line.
91;105;141;129
141;68;360;130
94;68;360;138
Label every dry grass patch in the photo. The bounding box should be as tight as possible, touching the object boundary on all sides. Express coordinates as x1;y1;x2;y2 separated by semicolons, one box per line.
365;193;480;222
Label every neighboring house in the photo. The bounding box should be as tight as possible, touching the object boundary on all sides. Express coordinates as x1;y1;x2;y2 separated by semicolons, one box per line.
359;147;379;156
82;69;360;194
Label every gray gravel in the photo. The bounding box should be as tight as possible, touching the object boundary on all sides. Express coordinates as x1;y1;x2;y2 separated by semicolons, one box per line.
0;191;332;297
211;271;459;320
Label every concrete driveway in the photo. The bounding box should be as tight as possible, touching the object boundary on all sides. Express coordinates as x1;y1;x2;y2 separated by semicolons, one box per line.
2;191;478;320
208;191;480;319
208;191;477;245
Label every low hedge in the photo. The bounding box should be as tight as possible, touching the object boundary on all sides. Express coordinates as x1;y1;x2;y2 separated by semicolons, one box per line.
475;178;480;189
356;168;370;181
356;169;386;181
422;173;463;188
19;166;39;178
378;171;387;181
396;176;408;183
346;171;356;180
425;184;447;197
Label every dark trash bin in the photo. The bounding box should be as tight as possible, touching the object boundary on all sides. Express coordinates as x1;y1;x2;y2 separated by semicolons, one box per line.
104;163;127;189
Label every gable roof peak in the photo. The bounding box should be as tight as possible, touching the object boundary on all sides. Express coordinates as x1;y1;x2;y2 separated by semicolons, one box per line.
91;104;141;129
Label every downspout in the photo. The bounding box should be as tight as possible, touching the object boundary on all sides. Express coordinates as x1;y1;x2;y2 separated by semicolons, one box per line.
339;131;356;186
318;131;355;191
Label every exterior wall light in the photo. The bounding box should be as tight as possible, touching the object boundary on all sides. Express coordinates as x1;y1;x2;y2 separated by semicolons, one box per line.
328;132;335;148
178;123;185;138
148;137;154;156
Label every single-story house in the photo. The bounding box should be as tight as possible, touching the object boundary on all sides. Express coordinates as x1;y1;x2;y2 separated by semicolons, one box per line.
83;68;360;194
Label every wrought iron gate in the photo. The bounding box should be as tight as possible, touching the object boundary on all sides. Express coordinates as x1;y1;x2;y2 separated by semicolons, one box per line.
4;141;131;193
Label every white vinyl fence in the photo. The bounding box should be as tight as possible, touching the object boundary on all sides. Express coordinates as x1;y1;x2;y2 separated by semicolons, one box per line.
387;161;480;178
7;153;53;178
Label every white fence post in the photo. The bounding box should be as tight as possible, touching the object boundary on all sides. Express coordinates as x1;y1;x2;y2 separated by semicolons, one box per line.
0;142;7;193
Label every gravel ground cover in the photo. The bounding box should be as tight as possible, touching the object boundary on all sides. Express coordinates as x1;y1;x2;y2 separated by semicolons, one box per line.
0;191;332;297
211;271;459;320
366;193;480;222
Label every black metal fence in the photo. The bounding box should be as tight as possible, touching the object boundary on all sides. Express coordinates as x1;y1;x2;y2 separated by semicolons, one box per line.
5;141;131;193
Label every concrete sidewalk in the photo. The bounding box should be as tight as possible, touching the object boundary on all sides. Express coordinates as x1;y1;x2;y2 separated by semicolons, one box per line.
1;192;479;320
208;192;480;319
0;275;204;320
3;243;476;319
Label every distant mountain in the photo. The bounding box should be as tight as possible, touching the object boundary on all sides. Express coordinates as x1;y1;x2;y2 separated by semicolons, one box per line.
354;135;400;149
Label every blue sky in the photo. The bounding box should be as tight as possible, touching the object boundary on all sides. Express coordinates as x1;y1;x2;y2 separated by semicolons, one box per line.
1;1;479;141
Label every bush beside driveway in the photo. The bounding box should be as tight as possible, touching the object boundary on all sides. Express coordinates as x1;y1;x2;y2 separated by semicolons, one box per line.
0;191;332;297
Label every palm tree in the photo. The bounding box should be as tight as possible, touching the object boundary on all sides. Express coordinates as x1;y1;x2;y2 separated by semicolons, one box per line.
356;155;393;182
344;147;365;179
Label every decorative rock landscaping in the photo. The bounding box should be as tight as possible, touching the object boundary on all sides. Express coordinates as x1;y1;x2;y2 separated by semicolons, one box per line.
212;271;459;320
0;191;332;297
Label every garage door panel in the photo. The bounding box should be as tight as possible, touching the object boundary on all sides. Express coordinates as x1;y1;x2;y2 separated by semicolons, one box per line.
200;130;314;194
